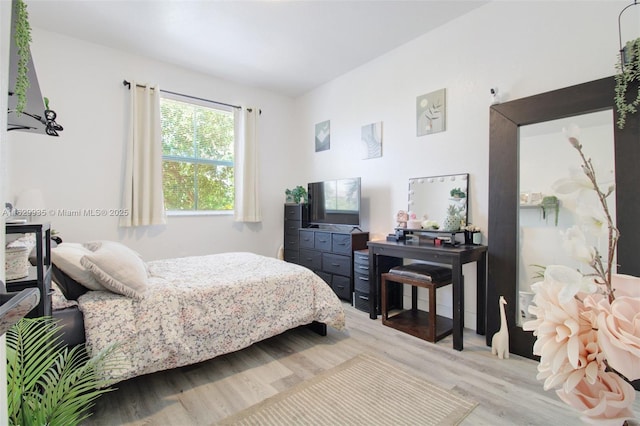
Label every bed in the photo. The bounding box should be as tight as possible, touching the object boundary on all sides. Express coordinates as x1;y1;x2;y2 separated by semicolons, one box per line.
49;242;346;384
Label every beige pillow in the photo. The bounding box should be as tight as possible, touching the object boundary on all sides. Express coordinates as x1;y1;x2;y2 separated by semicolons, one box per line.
80;241;148;299
51;243;106;291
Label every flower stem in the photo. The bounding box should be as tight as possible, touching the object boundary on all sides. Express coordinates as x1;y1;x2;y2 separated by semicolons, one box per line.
570;140;619;302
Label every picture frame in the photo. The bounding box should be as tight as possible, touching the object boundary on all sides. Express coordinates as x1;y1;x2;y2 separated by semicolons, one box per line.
361;121;382;159
417;89;446;136
315;120;331;152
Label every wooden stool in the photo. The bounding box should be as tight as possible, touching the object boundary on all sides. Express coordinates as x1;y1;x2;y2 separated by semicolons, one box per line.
381;271;453;343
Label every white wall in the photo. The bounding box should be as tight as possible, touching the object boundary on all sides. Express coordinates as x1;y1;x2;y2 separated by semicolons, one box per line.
6;1;628;330
7;28;301;261
293;1;627;328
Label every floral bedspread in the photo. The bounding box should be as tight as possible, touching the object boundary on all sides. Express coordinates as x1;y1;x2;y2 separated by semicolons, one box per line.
77;252;346;383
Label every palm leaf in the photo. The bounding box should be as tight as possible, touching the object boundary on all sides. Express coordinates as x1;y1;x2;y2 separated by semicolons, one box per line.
7;317;118;426
6;318;61;424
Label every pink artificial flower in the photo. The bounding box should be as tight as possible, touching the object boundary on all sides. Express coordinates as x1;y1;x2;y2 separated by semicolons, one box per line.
556;369;636;425
611;273;640;298
598;296;640;381
523;268;597;391
562;331;604;392
583;274;640;382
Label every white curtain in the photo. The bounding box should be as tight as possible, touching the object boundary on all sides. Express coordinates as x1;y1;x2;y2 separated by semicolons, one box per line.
120;81;167;227
234;107;261;222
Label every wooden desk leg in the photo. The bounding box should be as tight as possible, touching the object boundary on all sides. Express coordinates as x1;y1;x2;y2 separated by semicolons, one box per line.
452;259;463;351
429;285;436;322
476;252;487;336
411;286;418;311
381;275;388;320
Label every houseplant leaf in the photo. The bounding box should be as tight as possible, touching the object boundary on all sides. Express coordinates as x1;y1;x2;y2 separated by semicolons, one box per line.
7;317;119;426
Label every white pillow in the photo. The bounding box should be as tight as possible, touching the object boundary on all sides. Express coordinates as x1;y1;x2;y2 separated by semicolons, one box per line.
51;243;106;291
80;241;148;299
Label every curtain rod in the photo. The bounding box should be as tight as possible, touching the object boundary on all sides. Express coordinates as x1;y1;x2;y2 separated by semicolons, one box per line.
122;80;242;110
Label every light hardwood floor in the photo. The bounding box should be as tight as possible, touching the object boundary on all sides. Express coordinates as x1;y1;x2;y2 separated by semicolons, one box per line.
83;302;640;425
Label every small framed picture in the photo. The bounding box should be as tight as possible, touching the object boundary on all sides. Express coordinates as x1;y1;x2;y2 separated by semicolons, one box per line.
417;88;446;136
315;120;330;152
361;121;382;159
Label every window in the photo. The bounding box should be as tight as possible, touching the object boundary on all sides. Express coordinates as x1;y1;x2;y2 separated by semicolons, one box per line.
160;95;234;212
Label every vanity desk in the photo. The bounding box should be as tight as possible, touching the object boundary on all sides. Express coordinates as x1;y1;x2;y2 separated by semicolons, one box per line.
367;239;487;351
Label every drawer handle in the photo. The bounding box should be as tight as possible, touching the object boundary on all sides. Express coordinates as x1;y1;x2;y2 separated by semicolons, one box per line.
358;277;369;281
331;263;341;267
336;285;345;289
319;239;328;243
337;242;346;246
358;295;369;301
357;266;368;270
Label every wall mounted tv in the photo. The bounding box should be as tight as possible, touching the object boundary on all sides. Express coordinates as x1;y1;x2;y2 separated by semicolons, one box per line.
308;177;361;226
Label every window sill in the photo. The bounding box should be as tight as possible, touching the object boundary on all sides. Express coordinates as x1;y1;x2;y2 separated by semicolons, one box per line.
166;210;233;217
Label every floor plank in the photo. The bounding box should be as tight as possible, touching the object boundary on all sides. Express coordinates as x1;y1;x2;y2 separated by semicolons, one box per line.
82;302;640;425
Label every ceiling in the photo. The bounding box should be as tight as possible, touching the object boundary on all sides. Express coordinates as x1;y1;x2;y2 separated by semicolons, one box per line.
26;1;488;97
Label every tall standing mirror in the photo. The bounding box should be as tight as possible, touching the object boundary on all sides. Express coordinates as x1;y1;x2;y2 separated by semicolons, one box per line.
488;76;640;359
518;111;615;326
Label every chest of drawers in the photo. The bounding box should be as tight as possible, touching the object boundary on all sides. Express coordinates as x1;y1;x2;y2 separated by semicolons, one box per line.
283;204;308;263
353;249;402;313
297;229;368;302
284;204;368;303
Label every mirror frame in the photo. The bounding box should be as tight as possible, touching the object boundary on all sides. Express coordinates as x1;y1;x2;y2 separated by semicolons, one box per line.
488;76;640;358
408;173;469;228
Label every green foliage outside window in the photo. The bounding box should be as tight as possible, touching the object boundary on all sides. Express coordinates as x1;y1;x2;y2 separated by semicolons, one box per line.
160;97;235;211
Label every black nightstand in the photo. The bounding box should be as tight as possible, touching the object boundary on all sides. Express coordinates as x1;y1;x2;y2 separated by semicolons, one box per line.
5;222;52;317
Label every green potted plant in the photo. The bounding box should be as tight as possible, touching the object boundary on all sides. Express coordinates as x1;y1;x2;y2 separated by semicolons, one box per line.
12;0;32;114
450;187;466;199
7;317;118;426
285;186;308;203
540;195;560;226
441;205;462;232
615;37;640;129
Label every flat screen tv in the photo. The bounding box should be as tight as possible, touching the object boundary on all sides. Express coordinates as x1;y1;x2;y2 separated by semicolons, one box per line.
308;177;361;226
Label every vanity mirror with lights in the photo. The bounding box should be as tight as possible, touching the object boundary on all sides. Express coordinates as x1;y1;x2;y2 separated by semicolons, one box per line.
488;76;640;359
407;173;469;231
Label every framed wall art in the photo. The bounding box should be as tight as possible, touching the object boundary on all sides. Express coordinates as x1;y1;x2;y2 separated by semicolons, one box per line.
416;88;446;136
315;120;331;152
361;121;382;159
